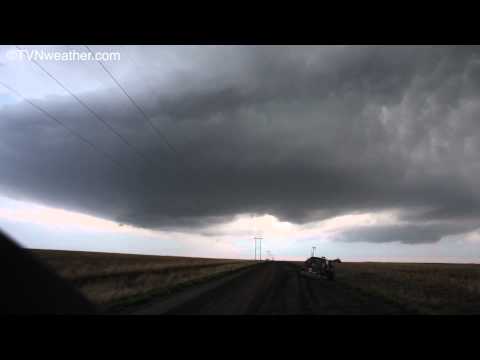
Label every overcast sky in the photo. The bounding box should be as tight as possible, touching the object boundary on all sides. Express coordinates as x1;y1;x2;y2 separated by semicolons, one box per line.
1;45;480;262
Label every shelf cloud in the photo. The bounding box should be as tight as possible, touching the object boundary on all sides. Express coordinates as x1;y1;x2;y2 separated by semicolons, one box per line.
1;45;480;244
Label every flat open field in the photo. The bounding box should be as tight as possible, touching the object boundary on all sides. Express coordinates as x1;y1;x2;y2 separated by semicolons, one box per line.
334;262;480;314
30;249;256;310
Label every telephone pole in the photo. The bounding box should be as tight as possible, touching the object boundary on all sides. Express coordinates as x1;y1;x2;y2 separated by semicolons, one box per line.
254;236;263;260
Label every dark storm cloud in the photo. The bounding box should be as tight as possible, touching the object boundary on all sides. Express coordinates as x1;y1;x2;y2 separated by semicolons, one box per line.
338;220;479;244
1;45;480;243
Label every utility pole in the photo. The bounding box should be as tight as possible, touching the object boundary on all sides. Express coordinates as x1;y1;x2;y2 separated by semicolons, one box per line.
254;236;263;261
311;246;316;257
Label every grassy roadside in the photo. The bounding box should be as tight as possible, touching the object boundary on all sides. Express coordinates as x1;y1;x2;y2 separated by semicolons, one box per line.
106;263;259;313
31;249;257;312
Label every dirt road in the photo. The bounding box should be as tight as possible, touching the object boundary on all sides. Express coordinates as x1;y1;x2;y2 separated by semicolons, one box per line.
131;261;410;315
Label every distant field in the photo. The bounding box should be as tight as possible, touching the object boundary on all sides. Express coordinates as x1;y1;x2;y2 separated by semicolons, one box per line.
30;249;256;310
334;262;480;314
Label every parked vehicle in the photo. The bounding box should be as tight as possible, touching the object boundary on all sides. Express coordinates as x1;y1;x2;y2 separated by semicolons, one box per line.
300;256;341;280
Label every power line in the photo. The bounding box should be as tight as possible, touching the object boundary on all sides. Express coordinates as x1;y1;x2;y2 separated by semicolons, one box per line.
254;235;263;260
0;80;158;213
86;45;222;219
86;46;235;225
84;45;182;159
16;46;151;164
3;47;219;230
84;45;213;211
119;47;221;181
0;80;123;170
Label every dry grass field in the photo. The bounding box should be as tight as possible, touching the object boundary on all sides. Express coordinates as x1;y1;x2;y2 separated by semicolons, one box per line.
335;262;480;314
31;249;256;309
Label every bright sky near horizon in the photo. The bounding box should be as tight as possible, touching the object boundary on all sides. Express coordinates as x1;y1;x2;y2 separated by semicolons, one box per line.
0;195;478;263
